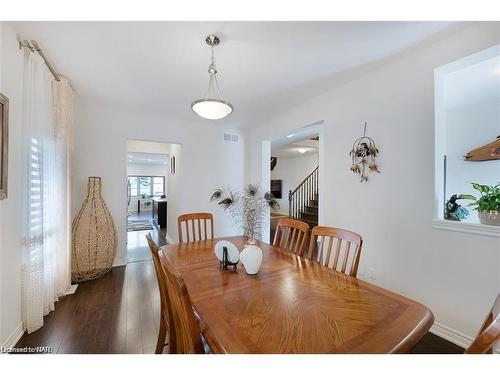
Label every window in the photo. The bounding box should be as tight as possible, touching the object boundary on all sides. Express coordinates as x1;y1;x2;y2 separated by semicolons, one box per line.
30;138;43;244
153;177;164;195
129;176;137;195
139;176;151;196
127;176;165;197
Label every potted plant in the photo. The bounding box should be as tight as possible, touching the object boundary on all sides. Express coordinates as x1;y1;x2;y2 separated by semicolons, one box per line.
210;184;279;274
461;183;500;226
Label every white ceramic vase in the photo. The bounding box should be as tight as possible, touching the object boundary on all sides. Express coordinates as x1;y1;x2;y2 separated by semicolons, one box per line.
239;240;263;275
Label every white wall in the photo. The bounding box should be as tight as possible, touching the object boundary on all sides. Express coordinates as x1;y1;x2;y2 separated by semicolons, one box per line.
245;22;500;345
0;23;24;347
127;162;168;178
73;103;245;265
270;153;319;214
127;139;170;155
166;142;182;242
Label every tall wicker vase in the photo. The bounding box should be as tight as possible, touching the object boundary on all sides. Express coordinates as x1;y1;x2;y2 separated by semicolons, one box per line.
72;177;117;283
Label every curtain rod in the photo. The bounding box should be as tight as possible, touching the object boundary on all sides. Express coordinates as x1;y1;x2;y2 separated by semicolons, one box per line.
18;39;61;82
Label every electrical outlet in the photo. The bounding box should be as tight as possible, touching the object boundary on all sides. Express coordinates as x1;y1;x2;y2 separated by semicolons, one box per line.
368;267;376;280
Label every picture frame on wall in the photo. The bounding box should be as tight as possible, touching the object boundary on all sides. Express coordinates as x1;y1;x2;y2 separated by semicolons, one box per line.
0;93;8;200
270;179;282;199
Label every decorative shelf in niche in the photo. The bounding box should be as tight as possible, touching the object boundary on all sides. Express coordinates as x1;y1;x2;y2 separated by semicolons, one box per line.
434;44;500;228
432;219;500;238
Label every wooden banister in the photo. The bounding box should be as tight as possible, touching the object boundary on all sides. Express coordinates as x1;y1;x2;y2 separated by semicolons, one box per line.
290;166;319;195
289;166;319;221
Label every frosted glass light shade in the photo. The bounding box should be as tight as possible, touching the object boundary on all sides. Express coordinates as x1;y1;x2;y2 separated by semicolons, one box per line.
191;98;233;120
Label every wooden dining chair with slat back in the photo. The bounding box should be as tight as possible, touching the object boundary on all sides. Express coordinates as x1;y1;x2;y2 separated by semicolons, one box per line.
177;213;214;243
273;218;309;256
465;294;500;354
145;233;176;354
160;253;207;354
306;226;363;277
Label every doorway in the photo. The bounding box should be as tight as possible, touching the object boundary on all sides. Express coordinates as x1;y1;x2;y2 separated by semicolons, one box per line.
126;140;176;263
262;121;325;242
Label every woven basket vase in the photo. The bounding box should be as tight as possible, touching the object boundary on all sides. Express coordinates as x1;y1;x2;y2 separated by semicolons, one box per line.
71;177;117;282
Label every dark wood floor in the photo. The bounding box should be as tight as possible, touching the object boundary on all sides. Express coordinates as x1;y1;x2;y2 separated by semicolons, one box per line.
16;260;164;354
410;332;463;354
15;225;463;354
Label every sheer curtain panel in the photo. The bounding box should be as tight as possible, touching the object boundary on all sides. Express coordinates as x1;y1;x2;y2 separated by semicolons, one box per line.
52;77;74;298
20;51;72;333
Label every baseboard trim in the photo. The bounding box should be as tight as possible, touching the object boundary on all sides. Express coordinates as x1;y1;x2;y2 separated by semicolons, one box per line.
430;322;472;349
1;323;24;350
430;322;500;354
112;256;128;267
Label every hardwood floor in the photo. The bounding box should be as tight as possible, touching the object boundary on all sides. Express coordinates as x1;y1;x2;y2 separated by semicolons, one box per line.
16;219;168;354
127;210;167;263
127;231;153;263
410;333;463;354
16;260;165;354
15;228;463;354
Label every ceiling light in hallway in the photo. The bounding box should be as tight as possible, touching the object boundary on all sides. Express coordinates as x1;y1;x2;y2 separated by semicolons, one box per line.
191;34;233;120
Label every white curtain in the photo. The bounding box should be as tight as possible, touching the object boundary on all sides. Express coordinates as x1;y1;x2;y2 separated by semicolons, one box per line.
52;77;74;298
20;50;73;333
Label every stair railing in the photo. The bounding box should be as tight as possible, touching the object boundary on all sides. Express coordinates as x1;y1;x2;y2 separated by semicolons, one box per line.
289;166;319;220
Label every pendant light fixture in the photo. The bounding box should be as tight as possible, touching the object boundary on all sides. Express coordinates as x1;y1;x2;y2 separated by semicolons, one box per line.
191;34;233;120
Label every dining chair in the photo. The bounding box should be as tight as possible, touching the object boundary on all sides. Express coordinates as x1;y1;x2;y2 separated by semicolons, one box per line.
161;254;207;354
145;233;176;354
306;226;363;277
465;294;500;354
177;212;214;243
273;218;309;256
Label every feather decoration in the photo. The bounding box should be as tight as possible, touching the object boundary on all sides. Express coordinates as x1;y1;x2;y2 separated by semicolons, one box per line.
350;122;380;182
210;184;280;241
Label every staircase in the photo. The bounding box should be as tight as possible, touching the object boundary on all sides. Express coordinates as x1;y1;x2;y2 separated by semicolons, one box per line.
288;166;319;228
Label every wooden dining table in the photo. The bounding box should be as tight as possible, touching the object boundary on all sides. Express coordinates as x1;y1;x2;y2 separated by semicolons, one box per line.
159;236;434;354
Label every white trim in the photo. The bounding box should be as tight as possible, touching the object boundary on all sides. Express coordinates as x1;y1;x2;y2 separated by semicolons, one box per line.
430;321;500;354
112;256;128;267
430;322;472;349
434;44;500;76
1;323;24;350
65;284;78;295
432;219;500;238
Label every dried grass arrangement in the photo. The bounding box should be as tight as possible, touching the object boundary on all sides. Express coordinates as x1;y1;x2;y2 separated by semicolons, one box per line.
210;184;279;241
350;122;380;182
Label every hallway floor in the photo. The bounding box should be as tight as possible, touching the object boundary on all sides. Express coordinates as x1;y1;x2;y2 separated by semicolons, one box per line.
127;211;167;263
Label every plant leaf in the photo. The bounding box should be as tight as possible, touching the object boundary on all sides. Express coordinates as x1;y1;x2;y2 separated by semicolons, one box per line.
458;194;476;200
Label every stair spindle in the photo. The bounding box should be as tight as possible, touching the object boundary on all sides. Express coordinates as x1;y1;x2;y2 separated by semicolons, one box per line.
288;166;319;227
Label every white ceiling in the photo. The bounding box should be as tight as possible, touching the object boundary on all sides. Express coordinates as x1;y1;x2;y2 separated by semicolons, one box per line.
11;21;459;126
128;152;168;165
272;138;319;159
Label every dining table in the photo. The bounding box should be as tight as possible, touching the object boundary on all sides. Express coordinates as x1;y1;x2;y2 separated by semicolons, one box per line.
159;235;434;354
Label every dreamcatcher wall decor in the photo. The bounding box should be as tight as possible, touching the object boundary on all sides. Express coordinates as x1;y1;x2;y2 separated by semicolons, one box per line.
350;122;380;182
